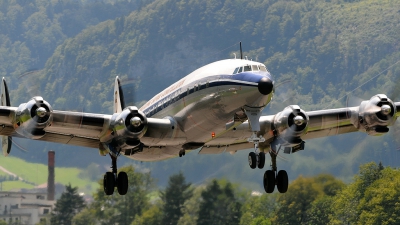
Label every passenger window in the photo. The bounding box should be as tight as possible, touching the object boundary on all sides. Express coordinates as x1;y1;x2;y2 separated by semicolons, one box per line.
252;65;259;71
233;68;239;74
238;67;243;73
259;65;267;71
244;65;252;72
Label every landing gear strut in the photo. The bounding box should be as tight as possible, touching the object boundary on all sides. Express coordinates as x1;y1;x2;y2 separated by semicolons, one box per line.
103;153;128;196
243;106;288;193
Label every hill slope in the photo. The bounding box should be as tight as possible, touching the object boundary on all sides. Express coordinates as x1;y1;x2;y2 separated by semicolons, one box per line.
4;0;400;190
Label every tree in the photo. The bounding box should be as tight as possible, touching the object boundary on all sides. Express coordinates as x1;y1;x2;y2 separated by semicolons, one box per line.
160;172;192;225
197;180;242;225
331;162;384;224
73;165;154;225
50;184;85;225
131;201;163;225
240;193;277;225
272;174;344;224
72;207;96;225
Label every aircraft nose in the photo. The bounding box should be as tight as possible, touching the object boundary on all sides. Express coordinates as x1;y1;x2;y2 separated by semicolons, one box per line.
258;77;273;95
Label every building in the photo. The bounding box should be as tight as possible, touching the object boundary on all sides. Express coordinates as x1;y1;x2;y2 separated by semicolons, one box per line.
0;191;55;225
0;151;57;225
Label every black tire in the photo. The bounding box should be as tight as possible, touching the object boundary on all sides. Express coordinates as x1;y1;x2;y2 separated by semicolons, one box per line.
103;172;115;195
248;152;257;169
276;170;289;193
263;170;275;193
258;152;265;169
117;172;129;195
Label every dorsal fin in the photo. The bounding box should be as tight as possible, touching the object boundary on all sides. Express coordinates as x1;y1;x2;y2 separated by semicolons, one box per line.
113;76;125;113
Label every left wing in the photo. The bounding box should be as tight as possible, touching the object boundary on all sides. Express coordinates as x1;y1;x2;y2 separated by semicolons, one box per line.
203;94;398;153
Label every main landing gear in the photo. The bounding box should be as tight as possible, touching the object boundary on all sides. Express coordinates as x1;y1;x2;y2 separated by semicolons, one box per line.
247;135;288;193
263;148;288;193
103;153;128;196
243;106;289;193
179;149;186;157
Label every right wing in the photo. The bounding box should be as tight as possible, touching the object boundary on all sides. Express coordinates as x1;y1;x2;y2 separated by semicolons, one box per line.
0;77;186;156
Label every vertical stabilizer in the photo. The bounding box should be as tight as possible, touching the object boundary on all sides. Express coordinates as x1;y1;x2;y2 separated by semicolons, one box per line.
114;76;125;113
1;78;11;156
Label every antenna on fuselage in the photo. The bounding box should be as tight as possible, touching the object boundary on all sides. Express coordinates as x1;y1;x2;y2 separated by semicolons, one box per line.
240;41;243;60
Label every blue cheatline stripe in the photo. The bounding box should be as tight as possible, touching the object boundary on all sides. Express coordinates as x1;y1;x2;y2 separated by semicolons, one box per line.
142;72;272;117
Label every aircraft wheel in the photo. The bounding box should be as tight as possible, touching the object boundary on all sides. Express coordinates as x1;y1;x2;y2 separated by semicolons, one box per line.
276;170;289;193
117;172;128;195
258;152;265;169
248;152;257;169
263;170;275;193
103;172;115;196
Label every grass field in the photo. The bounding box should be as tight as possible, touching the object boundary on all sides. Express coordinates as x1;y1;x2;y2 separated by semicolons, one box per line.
0;156;99;194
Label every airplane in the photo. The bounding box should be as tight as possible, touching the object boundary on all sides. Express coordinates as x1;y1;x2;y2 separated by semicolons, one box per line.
0;53;399;196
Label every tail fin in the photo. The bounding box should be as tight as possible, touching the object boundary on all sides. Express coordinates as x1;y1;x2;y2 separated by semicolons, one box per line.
113;76;136;113
1;77;11;156
114;76;125;113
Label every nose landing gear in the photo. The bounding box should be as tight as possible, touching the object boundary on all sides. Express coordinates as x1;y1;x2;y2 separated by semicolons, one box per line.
247;133;266;169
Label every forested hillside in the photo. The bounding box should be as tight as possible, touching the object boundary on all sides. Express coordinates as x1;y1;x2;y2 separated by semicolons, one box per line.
2;0;400;190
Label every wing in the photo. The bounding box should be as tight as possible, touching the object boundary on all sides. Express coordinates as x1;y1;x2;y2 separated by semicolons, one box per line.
203;94;398;154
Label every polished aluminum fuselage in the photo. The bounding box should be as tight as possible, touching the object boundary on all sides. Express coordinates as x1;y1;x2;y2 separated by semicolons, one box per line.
130;59;273;161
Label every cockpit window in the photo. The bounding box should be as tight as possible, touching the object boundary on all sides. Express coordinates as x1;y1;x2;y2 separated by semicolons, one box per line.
243;65;252;72
238;67;243;73
233;67;239;74
259;65;267;72
252;65;259;71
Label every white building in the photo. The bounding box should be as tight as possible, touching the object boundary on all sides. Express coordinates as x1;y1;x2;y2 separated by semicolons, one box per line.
0;191;55;225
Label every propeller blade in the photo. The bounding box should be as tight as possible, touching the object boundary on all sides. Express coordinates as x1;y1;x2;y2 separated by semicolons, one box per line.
2;136;11;156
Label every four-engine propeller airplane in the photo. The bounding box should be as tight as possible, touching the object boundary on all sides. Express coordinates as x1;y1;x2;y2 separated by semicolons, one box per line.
1;55;399;195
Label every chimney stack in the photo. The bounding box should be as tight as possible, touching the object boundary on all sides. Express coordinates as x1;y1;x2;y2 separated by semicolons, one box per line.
47;151;55;201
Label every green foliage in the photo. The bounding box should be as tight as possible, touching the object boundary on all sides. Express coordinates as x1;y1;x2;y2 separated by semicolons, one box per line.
160;172;193;225
131;202;163;225
73;165;154;225
197;179;242;225
272;174;344;224
51;184;86;225
240;193;276;225
329;162;397;224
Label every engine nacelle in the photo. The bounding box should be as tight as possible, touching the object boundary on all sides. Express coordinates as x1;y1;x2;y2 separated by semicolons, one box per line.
358;94;396;136
104;106;148;149
273;105;309;146
13;96;53;139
